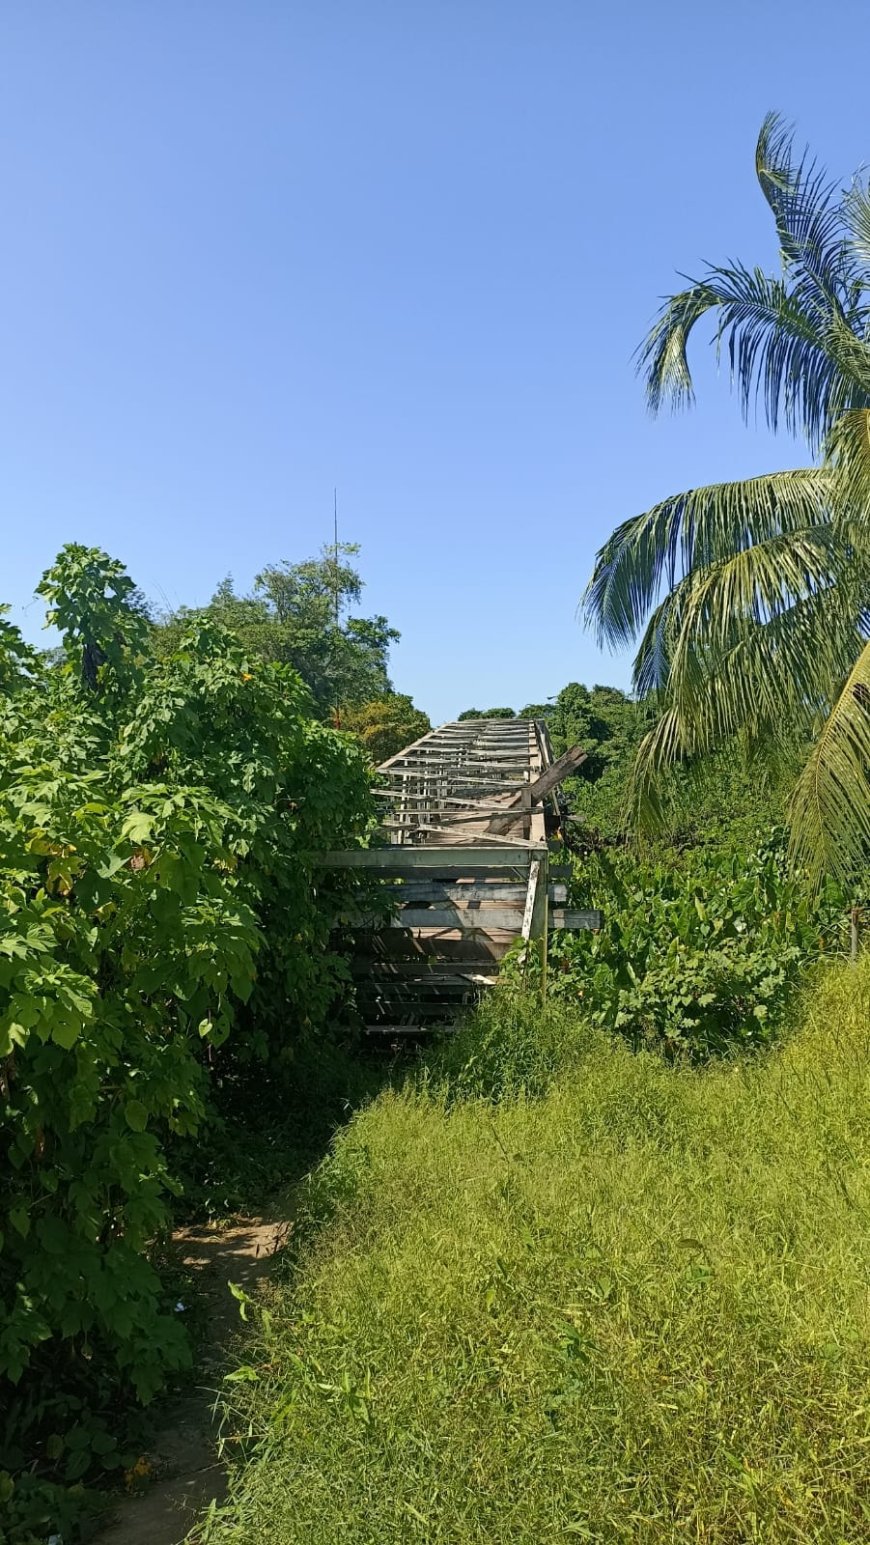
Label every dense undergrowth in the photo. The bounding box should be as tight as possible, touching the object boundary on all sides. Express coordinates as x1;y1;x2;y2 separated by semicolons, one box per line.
526;836;858;1059
0;547;375;1543
202;961;870;1543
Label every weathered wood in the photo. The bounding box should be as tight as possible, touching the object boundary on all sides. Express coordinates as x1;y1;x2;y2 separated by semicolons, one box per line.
549;908;603;931
521;860;542;942
317;846;545;870
527;743;588;802
372;880;567;905
325;719;590;1030
350;960;498;981
373;823;542;849
346;904;602;932
345;906;527;931
381;881;529;903
378;811;527;827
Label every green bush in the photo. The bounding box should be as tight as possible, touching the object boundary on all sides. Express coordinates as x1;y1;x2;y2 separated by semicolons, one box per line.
0;547;372;1536
518;838;851;1058
431;991;595;1101
203;960;870;1543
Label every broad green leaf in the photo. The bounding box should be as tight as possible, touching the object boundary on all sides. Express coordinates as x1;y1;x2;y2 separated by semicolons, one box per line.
120;811;154;844
124;1100;148;1132
51;1018;82;1050
10;1206;30;1238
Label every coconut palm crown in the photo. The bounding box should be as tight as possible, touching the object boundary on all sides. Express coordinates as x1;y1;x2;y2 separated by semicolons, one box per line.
585;114;870;883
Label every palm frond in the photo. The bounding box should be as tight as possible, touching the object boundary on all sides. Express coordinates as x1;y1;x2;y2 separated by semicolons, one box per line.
631;524;852;699
671;575;867;751
630;570;869;829
639;263;863;448
789;637;870;883
822;312;870;402
755;113;859;306
843;175;870;269
623;708;692;830
584;468;831;648
827;407;870;520
640;284;724;412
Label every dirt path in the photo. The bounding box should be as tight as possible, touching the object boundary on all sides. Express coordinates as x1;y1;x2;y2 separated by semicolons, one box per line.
96;1217;287;1545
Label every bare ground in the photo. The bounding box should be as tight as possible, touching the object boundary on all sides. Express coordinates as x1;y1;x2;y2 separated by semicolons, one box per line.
95;1217;287;1545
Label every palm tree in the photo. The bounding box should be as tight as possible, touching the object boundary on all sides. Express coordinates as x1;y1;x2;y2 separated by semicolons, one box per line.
585;115;870;883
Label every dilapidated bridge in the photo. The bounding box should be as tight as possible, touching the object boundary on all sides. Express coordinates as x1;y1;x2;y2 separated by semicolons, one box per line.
319;717;600;1035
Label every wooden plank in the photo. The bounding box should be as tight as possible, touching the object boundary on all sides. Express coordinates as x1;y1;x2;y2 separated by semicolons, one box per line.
317;846;545;870
363;1024;457;1036
381;881;529;903
378;811;527;827
373;823;542;849
345;906;528;931
521;860;541;942
372;792;528;814
531;853;550;941
549;908;603;931
350;961;498;981
377;772;529;787
375;721;455;772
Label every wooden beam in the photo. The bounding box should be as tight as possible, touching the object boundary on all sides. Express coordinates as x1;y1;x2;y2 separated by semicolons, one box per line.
348;907;528;931
527;743;588;802
350;960;499;980
521;860;542;942
381;881;529;903
372;823;542;848
317;846;545;870
549;908;603;930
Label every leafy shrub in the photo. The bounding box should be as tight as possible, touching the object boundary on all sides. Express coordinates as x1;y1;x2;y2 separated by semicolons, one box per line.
506;838;851;1058
0;546;372;1535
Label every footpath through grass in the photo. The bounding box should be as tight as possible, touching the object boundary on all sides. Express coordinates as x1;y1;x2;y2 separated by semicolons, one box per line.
197;963;870;1543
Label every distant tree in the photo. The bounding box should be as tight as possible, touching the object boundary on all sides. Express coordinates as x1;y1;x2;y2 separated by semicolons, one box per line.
457;707;516;720
546;683;650;780
157;543;398;720
537;683;654;842
342;694;431;764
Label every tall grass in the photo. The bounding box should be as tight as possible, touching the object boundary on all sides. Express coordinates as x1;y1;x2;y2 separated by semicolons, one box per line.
200;965;870;1543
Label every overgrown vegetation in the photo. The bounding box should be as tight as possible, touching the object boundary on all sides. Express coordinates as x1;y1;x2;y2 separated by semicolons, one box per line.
158;542;429;745
537;838;854;1059
0;545;374;1540
585;114;870;883
340;693;431;765
203;960;870;1543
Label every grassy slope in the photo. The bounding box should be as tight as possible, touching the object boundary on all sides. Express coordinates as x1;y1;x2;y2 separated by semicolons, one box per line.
202;966;870;1544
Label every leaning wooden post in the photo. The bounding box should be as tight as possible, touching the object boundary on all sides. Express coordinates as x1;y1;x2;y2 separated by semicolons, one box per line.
529;851;549;1000
539;850;549;1000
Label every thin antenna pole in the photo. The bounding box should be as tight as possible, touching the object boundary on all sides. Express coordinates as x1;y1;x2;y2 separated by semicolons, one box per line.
333;487;340;629
332;487;341;728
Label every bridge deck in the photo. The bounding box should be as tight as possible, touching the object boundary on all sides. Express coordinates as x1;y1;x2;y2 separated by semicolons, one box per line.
320;718;598;1035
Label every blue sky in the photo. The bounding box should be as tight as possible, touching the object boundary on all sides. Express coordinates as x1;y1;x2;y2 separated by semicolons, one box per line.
2;1;867;722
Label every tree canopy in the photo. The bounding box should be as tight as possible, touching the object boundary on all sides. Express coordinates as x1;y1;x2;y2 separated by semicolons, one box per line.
585;114;870;884
158;543;399;721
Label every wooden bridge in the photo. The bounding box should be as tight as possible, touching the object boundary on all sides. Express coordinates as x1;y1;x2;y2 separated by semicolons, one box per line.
319;717;600;1036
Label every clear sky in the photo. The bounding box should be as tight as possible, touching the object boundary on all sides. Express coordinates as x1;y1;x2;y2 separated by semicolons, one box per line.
2;1;867;722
